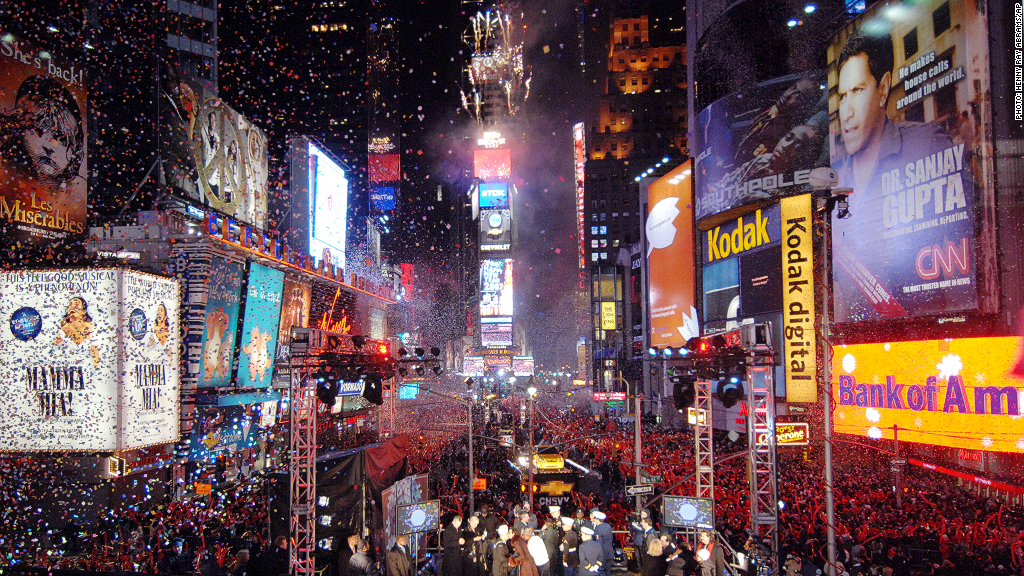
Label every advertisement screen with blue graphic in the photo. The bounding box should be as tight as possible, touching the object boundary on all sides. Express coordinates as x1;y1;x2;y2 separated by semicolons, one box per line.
189;404;259;461
236;263;285;388
662;496;714;530
199;257;244;388
479;182;509;209
309;142;348;268
371;186;397;211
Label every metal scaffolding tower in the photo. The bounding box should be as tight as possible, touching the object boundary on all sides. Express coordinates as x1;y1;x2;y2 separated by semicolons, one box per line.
746;364;779;573
694;379;714;499
289;328;317;576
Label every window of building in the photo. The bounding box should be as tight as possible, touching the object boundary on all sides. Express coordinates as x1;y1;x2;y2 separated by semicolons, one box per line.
591;213;598;221
619;78;626;87
634;23;640;31
676;51;682;60
652;55;659;62
641;56;646;62
591;226;598;235
933;2;951;36
619;58;625;64
622;24;628;31
600;252;608;260
631;78;638;86
600;226;607;235
592;253;599;262
612;212;619;218
613;240;620;247
623;212;630;217
600;239;608;248
600;213;607;221
903;28;919;59
611;143;618;151
591;240;599;248
642;76;649;85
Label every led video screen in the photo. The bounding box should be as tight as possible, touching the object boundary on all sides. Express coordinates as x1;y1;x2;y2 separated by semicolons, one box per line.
479;182;509;208
473;149;511;180
662;496;714;530
309;142;348;268
832;337;1024;453
480;259;513;317
396;500;440;534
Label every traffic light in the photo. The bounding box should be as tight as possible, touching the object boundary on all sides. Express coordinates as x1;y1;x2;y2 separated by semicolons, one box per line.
520;482;539;493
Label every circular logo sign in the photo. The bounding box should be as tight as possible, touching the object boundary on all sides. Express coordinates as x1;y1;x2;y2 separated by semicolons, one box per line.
129;308;148;341
488;212;503;229
9;307;42;341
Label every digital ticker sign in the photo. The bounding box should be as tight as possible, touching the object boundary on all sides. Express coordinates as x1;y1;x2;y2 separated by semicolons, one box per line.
832;337;1024;453
479;183;509;208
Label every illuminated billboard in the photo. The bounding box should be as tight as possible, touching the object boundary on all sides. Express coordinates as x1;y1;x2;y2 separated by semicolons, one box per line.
832;337;1024;453
0;269;180;451
512;356;535;376
474;149;511;180
369;153;400;182
480;209;511;250
371;186;397;211
574;123;586;269
479;182;510;208
162;66;269;230
480;258;513;317
646;161;698;348
481;319;513;348
463;356;485;376
277;278;311;362
309;141;348;269
827;0;994;323
693;72;828;222
0;31;88;250
236;263;285;389
197;257;244;388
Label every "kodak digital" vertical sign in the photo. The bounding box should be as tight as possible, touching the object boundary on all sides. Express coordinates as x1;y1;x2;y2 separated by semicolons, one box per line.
781;194;816;402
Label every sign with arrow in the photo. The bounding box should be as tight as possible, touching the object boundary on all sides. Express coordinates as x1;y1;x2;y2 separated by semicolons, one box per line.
626;484;655;496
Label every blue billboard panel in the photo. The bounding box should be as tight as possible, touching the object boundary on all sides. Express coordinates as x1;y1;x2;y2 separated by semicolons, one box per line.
198;257;244;388
479;182;509;209
371;186;397;211
189;404;258;461
236;263;285;388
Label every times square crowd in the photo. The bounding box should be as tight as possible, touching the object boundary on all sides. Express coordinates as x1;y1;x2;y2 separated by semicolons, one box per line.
2;404;1024;576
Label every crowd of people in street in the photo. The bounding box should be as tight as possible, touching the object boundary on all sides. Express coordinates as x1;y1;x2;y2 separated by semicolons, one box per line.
3;402;1024;576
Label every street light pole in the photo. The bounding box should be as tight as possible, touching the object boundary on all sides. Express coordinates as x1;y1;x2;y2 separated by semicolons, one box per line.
468;401;475;516
528;387;537;510
892;424;901;510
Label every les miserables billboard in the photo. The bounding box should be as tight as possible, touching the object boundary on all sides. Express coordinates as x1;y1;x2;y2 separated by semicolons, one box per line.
832;337;1024;453
0;31;88;250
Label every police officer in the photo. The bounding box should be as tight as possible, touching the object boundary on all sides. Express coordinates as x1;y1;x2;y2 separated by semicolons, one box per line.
578;528;603;576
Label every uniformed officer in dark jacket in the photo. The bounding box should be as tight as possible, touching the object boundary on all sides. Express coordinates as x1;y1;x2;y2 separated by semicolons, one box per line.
559;518;579;576
578;528;603;576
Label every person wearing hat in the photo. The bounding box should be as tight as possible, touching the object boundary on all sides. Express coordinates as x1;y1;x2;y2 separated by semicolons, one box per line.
590;511;614;576
493;525;512;576
161;537;194;576
572;509;591;537
540;517;560;570
560;517;580;576
578;527;602;576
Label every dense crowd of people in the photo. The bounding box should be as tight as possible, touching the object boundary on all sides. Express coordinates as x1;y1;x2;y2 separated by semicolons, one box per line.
3;396;1024;576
